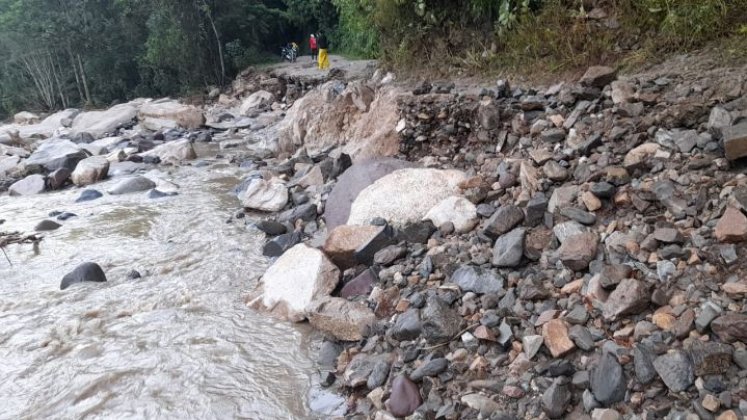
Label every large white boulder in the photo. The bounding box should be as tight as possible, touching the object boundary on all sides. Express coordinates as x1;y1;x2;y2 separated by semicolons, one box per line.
0;109;79;143
24;138;88;172
71;156;110;186
239;178;288;212
348;168;466;228
8;174;46;196
72;103;138;138
424;196;479;233
256;244;340;322
14;111;40;125
239;90;275;115
138;100;205;131
141;139;197;162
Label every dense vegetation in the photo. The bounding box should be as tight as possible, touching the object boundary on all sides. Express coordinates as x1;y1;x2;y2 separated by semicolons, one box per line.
337;0;747;74
2;0;746;120
0;0;337;119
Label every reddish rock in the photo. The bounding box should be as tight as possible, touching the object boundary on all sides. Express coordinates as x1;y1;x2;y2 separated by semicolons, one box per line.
340;268;377;299
723;122;747;160
387;375;422;417
711;313;747;343
323;225;387;268
714;207;747;243
557;232;599;271
542;319;576;357
603;279;649;321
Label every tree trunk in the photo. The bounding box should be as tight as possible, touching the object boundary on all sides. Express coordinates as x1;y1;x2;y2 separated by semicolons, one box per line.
77;54;92;105
199;0;226;85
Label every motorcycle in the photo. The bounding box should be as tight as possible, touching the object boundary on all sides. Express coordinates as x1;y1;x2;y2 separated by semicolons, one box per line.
281;46;298;63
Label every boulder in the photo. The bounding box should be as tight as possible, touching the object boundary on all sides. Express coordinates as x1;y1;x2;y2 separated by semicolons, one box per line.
711;313;747;342
340;268;377;299
239;90;275;115
323;225;389;269
653;350;695;392
71;103;138;137
239;178;288;212
347;168;466;228
76;189;103;202
307;296;376;341
71;156;110;186
24;138;88;172
108;176;156;195
324;158;414;230
424;196;478;233
255;244;340;321
60;262;107;290
138;100;205;130
141;139;197;162
580;66;617;88
8;174;46;196
47;167;71;190
14;111;40;125
0;155;21;177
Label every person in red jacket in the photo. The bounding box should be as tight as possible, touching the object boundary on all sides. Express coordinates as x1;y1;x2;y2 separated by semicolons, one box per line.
309;34;318;62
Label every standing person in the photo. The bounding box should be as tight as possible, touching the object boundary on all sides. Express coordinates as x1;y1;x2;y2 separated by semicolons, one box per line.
309;34;318;62
317;32;329;70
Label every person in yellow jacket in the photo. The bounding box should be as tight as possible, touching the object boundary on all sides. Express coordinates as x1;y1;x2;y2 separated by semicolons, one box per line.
317;32;330;70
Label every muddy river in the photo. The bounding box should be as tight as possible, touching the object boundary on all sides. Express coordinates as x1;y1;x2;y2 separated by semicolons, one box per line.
0;146;343;419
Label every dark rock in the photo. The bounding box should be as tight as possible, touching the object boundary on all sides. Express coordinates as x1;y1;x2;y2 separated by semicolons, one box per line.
591;351;626;406
591;182;616;199
75;189;103;203
395;220;436;243
24;139;88;172
373;245;407;266
325;158;414;230
560;208;596;226
147;189;178;199
47;168;71;190
580;66;617;88
60;262;107;290
421;296;464;344
599;264;633;289
390;309;422;341
367;361;390;390
277;203;317;225
634;343;657;384
483;205;525;239
538;360;576;377
317;340;343;369
254;220;287;236
35;220;61;231
568;325;594;351
388;375;422;417
56;212;77;221
126;270;141;280
654;350;695;392
492;228;526;267
411;358;448;381
542;380;571;419
687;341;733;376
525;194;548;227
354;226;394;265
449;265;504;294
262;232;302;257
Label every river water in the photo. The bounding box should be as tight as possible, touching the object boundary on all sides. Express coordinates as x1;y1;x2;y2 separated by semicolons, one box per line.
0;145;343;419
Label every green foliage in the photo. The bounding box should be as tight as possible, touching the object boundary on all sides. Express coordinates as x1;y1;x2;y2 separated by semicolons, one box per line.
332;0;378;57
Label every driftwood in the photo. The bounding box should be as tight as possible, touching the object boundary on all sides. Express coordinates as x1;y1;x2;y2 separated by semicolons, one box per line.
0;231;42;266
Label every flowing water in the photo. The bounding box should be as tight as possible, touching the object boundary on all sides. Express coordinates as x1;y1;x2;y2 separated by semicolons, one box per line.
0;145;344;419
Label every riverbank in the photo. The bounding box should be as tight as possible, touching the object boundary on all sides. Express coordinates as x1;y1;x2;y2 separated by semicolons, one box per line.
2;50;747;420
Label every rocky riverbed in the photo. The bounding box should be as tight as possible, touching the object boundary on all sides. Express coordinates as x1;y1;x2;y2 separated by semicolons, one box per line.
2;53;747;419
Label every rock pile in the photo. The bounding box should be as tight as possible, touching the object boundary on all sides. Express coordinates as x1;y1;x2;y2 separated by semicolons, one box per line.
238;60;747;419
